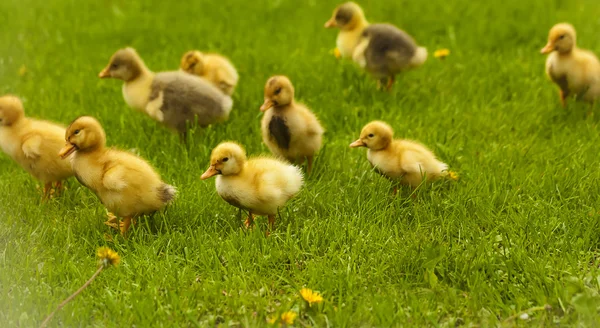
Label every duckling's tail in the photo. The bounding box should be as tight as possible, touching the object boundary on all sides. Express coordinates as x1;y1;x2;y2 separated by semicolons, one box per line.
159;184;177;203
410;46;428;68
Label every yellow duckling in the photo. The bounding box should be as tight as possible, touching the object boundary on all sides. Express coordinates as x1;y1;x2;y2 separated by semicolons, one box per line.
59;116;176;234
260;76;324;175
541;23;600;107
0;95;73;199
350;121;448;192
324;2;369;59
180;50;239;96
353;24;428;90
200;142;304;231
99;47;233;136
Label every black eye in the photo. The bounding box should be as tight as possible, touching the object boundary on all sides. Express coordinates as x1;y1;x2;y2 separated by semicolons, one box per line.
559;34;566;40
74;129;81;135
222;157;229;162
274;88;282;95
368;133;374;138
110;63;118;69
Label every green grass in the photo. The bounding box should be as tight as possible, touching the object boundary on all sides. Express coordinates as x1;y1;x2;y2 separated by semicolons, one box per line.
2;0;600;326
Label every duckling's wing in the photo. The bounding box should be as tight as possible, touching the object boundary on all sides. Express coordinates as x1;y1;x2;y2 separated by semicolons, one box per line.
363;24;417;74
151;72;232;132
102;163;129;191
21;134;42;159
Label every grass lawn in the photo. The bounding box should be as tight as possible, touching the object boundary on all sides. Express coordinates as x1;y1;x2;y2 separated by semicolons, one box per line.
2;0;600;326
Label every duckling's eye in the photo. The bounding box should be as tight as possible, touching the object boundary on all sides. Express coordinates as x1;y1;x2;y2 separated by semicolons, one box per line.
559;34;566;40
74;129;81;135
368;133;374;138
110;63;118;69
222;157;229;162
274;88;282;95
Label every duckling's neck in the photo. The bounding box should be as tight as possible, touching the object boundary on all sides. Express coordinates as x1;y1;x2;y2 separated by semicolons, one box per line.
76;144;105;157
557;47;576;57
127;66;154;84
345;17;369;32
4;116;29;130
273;100;294;111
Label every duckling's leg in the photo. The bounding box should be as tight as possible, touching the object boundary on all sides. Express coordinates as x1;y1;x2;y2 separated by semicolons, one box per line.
560;90;568;107
120;217;132;235
267;215;276;230
385;76;395;91
42;182;53;201
53;181;64;196
244;213;254;229
307;156;314;175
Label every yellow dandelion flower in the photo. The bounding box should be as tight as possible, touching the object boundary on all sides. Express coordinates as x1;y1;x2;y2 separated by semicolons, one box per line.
434;48;450;59
280;311;297;325
267;316;277;324
448;170;459;181
331;47;342;59
300;288;323;306
97;247;120;267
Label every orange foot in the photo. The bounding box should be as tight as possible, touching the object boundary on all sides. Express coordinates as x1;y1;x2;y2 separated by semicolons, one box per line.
244;213;255;229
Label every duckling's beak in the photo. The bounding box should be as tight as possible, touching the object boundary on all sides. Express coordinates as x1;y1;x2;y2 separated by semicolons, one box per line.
324;18;336;28
98;66;111;78
201;165;219;180
260;99;275;112
349;139;365;148
59;143;78;159
540;43;554;54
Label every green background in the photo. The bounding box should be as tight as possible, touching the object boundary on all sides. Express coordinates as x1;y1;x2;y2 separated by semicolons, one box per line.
1;0;600;326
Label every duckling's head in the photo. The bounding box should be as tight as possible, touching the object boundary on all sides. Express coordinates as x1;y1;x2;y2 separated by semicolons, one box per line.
99;47;146;81
349;121;393;150
324;2;366;31
541;23;576;54
59;116;106;159
0;95;24;126
201;142;247;179
180;50;205;75
260;76;295;112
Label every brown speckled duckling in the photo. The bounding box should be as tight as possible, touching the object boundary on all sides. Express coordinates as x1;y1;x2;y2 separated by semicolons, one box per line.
353;24;428;90
99;47;233;135
259;76;324;175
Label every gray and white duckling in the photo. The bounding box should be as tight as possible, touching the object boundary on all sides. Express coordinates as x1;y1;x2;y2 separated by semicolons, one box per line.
324;2;370;59
99;47;233;135
353;24;428;90
260;76;324;175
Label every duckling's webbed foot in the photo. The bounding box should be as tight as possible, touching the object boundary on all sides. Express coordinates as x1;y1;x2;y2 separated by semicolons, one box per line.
244;213;254;229
104;212;119;230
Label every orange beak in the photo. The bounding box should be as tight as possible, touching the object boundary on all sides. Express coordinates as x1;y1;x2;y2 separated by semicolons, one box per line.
58;143;77;159
540;43;554;54
324;18;336;28
349;139;365;148
200;165;219;180
98;66;111;78
260;99;274;112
